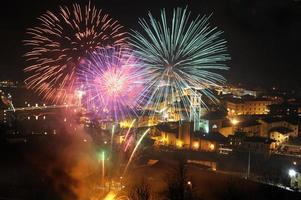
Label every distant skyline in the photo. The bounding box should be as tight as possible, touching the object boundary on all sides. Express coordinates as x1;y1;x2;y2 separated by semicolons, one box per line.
0;0;301;88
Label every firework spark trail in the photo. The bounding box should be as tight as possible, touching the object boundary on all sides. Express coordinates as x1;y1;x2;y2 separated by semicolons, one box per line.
24;2;127;103
123;119;136;146
111;124;115;154
124;135;133;152
130;7;230;119
77;47;146;121
101;151;105;185
123;128;150;176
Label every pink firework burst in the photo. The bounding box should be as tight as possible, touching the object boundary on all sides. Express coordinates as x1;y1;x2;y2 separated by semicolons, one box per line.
78;47;146;120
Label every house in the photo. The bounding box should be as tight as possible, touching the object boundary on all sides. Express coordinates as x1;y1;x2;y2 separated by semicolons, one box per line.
194;132;228;152
224;97;272;116
260;117;299;138
154;121;229;152
155;122;179;147
242;136;276;155
200;111;227;133
228;132;246;147
237;120;261;137
229;133;276;155
154;121;194;148
269;127;290;147
137;110;160;127
219;119;234;137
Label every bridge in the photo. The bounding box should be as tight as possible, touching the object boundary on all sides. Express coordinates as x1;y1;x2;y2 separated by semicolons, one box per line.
4;104;78;112
3;104;80;127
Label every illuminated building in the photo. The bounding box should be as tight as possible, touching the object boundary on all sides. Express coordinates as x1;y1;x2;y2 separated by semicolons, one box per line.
154;121;228;151
189;92;202;131
228;132;245;147
201;111;227;134
224;97;272;116
219;123;234;137
269;127;290;147
236;120;261;137
198;132;227;152
143;88;204;129
154;121;193;148
260;117;299;138
137;112;160;127
155;122;179;146
197;111;235;137
178;121;193;148
216;85;261;97
289;169;301;191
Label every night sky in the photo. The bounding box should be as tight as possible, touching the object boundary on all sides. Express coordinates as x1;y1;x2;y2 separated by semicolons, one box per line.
0;0;301;88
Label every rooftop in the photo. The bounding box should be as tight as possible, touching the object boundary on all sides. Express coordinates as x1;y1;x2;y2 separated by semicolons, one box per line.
222;119;232;127
156;122;179;134
226;97;271;104
261;117;298;125
198;132;228;143
244;136;275;144
239;120;261;127
269;127;293;134
202;111;227;120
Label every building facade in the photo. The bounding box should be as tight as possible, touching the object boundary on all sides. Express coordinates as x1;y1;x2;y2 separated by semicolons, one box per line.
225;98;272;116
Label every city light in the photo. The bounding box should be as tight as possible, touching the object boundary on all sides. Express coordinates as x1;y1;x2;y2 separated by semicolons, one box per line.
288;169;297;177
209;143;215;151
103;191;116;200
176;140;183;148
231;118;239;125
101;151;105;184
192;142;200;149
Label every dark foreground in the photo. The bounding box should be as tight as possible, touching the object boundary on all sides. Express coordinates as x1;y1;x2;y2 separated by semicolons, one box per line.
0;135;301;200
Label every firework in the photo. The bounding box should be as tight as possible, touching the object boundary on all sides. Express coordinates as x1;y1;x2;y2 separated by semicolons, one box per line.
124;119;136;146
24;2;127;103
123;128;150;176
77;47;145;121
130;8;230;120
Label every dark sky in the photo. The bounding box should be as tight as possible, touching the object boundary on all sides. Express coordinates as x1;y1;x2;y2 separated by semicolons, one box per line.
0;0;301;88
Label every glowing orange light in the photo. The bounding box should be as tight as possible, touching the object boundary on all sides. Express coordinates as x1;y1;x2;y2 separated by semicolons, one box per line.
192;142;199;149
231;118;239;125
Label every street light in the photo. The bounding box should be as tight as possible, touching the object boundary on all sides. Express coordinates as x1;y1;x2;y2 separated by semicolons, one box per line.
288;169;297;177
187;181;192;190
209;143;215;151
102;151;105;185
231;118;239;125
97;151;106;185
